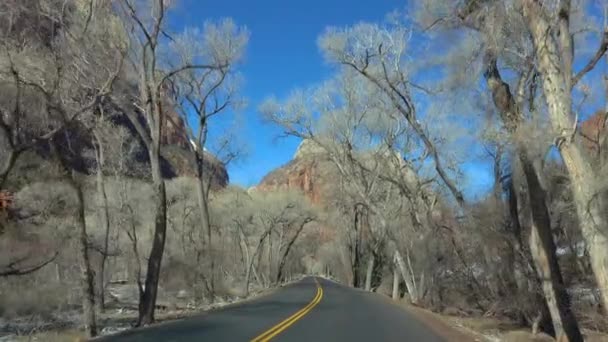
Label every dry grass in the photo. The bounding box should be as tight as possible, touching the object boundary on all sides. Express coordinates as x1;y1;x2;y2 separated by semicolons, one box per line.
414;308;608;342
11;329;86;342
1;284;279;341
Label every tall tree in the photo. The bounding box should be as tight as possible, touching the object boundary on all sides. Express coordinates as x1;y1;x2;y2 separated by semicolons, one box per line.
171;21;248;297
263;70;441;302
117;0;229;325
416;0;608;337
318;23;466;206
520;0;608;315
0;0;124;336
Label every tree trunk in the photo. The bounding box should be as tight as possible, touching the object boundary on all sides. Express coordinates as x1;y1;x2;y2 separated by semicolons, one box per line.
124;203;144;308
246;230;271;295
523;0;608;316
394;250;420;305
55;262;61;283
364;255;375;291
605;5;608;128
276;219;311;284
252;265;263;288
195;163;214;297
520;151;583;341
69;173;98;337
392;267;400;300
483;41;582;338
352;204;364;288
52;139;97;336
76;183;97;337
137;147;168;326
0;148;19;189
237;224;252;295
94;136;111;313
352;246;361;288
507;175;554;332
561;144;608;313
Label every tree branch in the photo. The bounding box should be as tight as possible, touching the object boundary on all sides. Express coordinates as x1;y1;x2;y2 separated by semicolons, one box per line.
572;30;608;87
159;64;228;89
0;252;58;277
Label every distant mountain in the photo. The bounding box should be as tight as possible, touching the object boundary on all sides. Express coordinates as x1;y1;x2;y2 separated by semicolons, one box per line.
256;139;338;206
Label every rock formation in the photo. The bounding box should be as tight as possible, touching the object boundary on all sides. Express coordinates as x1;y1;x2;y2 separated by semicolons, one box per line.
579;110;607;159
257;140;338;205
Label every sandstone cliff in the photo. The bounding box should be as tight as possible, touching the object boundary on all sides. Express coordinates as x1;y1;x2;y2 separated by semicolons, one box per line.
257;140;338;206
579;110;607;159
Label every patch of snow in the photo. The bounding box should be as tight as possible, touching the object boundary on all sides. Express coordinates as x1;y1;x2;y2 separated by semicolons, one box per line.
316;274;341;285
189;139;198;151
555;241;586;257
188;139;208;152
100;325;131;336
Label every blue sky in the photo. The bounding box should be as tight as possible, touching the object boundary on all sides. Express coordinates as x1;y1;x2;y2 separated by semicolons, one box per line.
175;1;412;179
172;0;496;199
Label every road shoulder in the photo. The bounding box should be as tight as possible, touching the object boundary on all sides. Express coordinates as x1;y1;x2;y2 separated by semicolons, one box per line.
370;293;486;342
372;294;608;342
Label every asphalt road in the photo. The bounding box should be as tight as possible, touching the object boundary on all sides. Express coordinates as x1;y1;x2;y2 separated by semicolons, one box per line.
96;277;445;342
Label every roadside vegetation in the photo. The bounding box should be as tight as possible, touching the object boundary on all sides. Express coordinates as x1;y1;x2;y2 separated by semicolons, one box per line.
1;1;608;341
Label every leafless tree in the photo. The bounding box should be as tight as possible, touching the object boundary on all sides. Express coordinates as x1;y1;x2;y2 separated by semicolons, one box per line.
262;70;446;303
262;73;392;291
318;23;465;206
0;0;124;336
116;0;233;325
170;21;248;296
519;0;608;318
415;1;608;338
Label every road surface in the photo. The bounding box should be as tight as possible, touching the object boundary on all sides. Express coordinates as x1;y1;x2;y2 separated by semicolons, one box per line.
96;277;445;341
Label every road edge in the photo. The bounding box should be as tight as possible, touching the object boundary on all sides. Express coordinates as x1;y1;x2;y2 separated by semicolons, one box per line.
90;277;310;341
369;293;485;342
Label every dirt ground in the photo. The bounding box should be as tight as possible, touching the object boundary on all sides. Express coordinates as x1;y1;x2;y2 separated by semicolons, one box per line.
394;301;608;342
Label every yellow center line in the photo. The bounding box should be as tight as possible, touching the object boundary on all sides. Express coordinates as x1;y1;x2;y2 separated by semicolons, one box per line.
251;278;323;342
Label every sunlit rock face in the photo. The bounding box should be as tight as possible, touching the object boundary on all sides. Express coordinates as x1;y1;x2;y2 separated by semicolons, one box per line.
257;140;338;206
579;110;607;158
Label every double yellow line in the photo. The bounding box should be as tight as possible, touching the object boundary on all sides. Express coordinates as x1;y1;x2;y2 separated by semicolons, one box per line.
251;278;323;342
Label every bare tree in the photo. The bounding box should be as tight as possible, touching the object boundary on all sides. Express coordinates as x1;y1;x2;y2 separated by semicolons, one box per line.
170;21;248;296
262;73;392;291
518;0;608;316
275;216;315;284
89;110;131;313
0;0;124;336
318;23;465;206
262;70;443;303
416;1;600;338
117;0;231;324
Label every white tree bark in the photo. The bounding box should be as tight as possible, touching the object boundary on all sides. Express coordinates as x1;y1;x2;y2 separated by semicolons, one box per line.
93;132;111;313
394;250;420;305
195;173;214;296
523;0;608;315
364;255;375;291
392;268;400;300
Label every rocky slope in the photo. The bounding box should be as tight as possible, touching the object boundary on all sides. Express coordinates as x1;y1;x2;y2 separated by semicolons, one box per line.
579;110;607;158
2;110;228;191
256;140;339;206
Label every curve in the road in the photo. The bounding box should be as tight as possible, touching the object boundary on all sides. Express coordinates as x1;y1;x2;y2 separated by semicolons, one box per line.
251;278;323;342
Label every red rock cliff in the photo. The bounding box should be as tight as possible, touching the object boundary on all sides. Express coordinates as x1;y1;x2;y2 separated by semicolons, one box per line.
256;140;338;206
